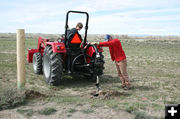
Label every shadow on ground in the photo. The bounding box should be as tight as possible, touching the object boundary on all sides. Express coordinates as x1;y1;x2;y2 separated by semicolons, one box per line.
58;74;121;88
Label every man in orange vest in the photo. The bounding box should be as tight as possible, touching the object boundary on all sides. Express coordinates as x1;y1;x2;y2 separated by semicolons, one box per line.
92;35;130;89
66;22;83;73
68;22;83;38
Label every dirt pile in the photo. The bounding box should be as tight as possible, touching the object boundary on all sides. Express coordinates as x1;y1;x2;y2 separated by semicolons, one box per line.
25;90;46;99
90;90;127;99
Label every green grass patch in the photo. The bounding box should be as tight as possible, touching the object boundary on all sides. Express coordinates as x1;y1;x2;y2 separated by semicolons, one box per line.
134;111;163;119
46;95;89;104
38;107;57;115
67;114;72;117
68;108;78;113
17;108;35;117
125;105;138;113
134;111;152;119
82;109;94;114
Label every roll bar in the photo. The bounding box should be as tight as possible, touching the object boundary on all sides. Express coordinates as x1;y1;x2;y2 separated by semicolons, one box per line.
64;10;89;48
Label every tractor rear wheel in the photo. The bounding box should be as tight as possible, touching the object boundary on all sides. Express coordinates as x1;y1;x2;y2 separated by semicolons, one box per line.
43;46;63;85
33;52;42;74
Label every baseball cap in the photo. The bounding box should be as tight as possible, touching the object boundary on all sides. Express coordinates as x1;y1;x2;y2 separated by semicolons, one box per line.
104;34;111;41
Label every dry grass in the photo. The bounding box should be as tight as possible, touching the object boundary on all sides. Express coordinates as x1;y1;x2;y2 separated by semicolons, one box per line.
0;83;26;110
0;34;180;119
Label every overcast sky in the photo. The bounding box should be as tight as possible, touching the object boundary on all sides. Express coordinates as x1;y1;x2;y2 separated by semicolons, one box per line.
0;0;180;35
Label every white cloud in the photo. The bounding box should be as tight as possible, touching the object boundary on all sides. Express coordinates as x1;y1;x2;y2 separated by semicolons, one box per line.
77;0;180;12
88;7;180;35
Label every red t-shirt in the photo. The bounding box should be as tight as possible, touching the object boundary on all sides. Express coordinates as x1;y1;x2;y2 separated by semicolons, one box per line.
98;39;126;62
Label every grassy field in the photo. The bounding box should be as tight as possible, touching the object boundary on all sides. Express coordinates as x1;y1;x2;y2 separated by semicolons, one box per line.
0;34;180;119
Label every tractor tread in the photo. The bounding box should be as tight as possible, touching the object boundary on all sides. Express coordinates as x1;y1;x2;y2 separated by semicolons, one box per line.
33;52;42;74
43;46;62;85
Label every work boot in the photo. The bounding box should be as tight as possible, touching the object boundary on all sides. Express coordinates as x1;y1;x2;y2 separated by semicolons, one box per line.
121;84;126;88
121;80;126;88
125;82;130;89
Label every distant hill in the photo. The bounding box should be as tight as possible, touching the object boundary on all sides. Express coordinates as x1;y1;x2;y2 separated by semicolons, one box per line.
0;33;180;41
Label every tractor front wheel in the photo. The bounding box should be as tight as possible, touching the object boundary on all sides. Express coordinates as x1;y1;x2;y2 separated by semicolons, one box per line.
33;52;42;74
43;46;63;85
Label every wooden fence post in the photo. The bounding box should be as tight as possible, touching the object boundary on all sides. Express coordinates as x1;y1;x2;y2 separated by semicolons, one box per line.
16;29;26;89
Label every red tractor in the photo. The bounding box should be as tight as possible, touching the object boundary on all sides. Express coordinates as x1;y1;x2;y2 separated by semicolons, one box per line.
27;11;105;86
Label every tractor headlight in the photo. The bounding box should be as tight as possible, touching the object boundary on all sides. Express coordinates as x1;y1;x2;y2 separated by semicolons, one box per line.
57;45;65;50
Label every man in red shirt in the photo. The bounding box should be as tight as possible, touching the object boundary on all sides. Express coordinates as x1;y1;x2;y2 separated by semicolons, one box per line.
92;34;130;89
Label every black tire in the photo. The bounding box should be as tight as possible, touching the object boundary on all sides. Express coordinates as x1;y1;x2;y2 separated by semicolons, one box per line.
33;52;42;74
43;46;63;86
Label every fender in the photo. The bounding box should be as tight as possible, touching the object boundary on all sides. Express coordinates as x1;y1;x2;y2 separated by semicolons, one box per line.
86;46;95;57
85;44;104;63
27;37;67;63
27;49;38;63
46;42;66;53
86;45;103;57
